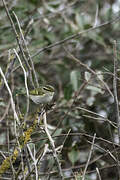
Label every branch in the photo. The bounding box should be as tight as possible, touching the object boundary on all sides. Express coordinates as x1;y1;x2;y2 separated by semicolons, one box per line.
113;40;120;143
32;15;120;58
0;67;20;129
42;111;64;179
82;133;96;180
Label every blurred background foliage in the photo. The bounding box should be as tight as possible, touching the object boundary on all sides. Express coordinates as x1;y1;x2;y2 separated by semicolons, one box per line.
0;0;120;179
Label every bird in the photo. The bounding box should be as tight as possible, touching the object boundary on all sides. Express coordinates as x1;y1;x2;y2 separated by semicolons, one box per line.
28;85;55;104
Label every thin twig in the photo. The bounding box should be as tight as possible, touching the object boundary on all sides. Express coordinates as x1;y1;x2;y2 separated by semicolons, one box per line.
113;40;120;178
52;80;89;136
0;99;10;122
27;144;38;180
39;144;49;161
25;144;49;180
96;168;101;180
14;49;30;123
13;11;39;88
12;15;120;74
7;110;16;180
83;115;117;128
31;131;120;148
82;133;96;180
0;49;16;92
113;40;120;143
32;15;120;58
61;129;71;152
0;67;20;134
77;107;117;128
93;4;99;27
2;0;34;88
43;111;64;179
64;48;114;98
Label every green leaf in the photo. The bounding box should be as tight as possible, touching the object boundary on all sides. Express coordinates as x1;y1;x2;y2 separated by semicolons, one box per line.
75;174;90;180
52;128;62;136
86;85;104;94
70;70;80;91
64;84;73;100
75;13;84;30
68;149;80;165
85;71;91;81
88;31;106;47
44;32;55;43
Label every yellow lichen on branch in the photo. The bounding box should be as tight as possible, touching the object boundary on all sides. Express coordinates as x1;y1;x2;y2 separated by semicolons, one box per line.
0;148;19;175
0;117;38;176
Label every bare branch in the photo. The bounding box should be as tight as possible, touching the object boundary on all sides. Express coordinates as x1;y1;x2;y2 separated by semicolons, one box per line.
0;67;20;132
82;133;96;180
43;110;64;179
113;40;120;143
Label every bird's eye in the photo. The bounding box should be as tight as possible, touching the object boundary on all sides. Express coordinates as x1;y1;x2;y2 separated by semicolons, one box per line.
43;85;54;92
43;87;49;91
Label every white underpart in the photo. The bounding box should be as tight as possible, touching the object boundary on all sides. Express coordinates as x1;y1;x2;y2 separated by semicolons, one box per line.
29;92;54;104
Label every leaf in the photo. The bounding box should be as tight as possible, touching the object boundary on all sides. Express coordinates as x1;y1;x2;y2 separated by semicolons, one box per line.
64;84;73;100
75;13;92;30
97;71;104;81
70;70;80;91
75;13;84;30
44;32;55;43
85;71;91;81
88;31;106;47
75;174;90;180
52;128;62;136
68;149;80;165
86;96;95;106
86;85;104;94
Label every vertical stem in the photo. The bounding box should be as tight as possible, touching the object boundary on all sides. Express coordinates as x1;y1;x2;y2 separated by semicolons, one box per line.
113;40;120;178
113;40;120;143
43;110;64;179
